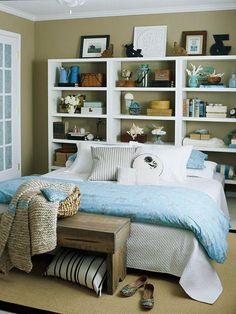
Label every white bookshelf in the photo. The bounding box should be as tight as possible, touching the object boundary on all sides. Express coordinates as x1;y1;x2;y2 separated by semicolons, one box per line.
48;56;236;180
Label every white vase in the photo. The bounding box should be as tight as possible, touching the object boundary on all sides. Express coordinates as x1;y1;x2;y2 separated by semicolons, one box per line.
68;107;75;114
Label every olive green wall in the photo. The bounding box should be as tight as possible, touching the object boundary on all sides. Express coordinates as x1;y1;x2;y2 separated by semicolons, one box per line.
1;10;236;174
34;10;236;173
0;11;35;175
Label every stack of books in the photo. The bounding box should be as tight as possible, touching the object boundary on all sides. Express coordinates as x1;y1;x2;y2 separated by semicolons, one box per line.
183;98;207;117
206;104;227;118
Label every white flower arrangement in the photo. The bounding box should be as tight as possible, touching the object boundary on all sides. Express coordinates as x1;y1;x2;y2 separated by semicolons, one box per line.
186;64;203;76
127;123;144;140
60;94;80;109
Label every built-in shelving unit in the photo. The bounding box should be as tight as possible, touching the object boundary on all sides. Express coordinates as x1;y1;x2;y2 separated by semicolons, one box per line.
48;56;236;184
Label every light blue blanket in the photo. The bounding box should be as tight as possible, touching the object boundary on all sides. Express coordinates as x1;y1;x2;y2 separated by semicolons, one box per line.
0;176;230;263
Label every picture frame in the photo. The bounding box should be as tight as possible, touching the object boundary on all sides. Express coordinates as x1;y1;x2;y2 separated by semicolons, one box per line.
182;31;207;56
80;35;110;58
133;26;167;57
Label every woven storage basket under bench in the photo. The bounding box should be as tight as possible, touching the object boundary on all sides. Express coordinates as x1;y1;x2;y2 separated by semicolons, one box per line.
57;212;130;294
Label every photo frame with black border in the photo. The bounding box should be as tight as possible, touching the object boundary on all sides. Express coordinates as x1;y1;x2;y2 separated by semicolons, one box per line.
182;31;207;56
80;35;110;58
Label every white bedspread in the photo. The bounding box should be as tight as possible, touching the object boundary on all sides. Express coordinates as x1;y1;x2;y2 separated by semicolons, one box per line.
1;170;229;304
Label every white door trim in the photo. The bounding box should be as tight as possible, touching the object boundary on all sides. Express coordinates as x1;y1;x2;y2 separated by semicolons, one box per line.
0;29;21;180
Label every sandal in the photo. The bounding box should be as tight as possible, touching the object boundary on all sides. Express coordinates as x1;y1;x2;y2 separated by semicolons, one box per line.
140;283;154;309
120;275;148;297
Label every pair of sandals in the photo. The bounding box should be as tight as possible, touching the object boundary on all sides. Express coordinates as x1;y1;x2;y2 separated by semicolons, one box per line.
120;275;154;310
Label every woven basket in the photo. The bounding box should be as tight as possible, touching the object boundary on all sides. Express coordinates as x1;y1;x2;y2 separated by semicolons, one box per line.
80;73;105;87
58;186;81;218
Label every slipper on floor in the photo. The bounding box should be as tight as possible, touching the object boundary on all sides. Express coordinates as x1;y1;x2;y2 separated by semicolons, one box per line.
140;283;154;309
120;275;148;297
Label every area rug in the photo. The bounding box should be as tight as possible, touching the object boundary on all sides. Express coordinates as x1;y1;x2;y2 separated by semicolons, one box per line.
0;234;236;314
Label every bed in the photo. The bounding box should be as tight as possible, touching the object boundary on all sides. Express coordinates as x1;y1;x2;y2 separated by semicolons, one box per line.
0;142;230;304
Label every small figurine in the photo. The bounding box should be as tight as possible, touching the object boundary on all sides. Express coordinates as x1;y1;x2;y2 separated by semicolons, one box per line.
101;44;114;58
121;69;132;80
172;42;188;56
124;43;143;58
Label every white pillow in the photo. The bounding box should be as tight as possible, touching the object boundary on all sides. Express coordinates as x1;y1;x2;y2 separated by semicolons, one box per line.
117;167;159;185
68;142;133;175
187;161;217;179
117;167;136;185
140;145;193;182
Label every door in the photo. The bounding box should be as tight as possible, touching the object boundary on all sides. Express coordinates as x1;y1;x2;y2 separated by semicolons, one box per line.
0;30;21;181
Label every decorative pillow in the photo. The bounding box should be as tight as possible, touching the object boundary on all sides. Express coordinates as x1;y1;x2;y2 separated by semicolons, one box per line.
65;153;77;168
68;142;135;175
187;150;208;169
216;163;235;179
132;153;164;176
40;188;68;202
44;248;107;296
187;161;217;179
89;146;140;181
117;167;160;185
140;145;193;182
117;167;136;185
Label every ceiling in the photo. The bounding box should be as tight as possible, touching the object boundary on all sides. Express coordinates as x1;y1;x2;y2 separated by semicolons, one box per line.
0;0;235;21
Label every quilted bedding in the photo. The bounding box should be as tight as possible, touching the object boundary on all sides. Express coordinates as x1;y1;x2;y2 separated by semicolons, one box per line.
0;176;230;263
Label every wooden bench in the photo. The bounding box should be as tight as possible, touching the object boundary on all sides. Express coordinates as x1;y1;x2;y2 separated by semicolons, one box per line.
57;212;130;295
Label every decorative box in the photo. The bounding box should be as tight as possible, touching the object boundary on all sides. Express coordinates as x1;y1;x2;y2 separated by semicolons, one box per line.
121;133;147;143
155;69;171;81
83;101;104;108
81;107;104;115
53;121;69;139
116;80;136;87
54;146;77;167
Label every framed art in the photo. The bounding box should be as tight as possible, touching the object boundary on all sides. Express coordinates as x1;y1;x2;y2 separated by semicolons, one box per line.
133;26;167;57
80;35;110;58
182;31;207;56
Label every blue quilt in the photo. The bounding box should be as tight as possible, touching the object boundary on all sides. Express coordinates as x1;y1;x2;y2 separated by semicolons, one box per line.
0;176;230;263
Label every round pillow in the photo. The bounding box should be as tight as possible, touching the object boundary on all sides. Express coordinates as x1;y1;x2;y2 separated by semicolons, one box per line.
132;153;163;176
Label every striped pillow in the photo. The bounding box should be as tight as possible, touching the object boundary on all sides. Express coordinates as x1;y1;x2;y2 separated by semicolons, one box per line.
44;249;107;296
89;146;140;181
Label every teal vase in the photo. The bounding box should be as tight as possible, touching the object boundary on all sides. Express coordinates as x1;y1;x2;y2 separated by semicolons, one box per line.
188;75;198;87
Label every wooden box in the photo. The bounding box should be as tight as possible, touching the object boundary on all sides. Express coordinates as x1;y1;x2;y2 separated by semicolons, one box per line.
121;133;147;143
53;121;69;139
116;80;136;87
155;69;171;81
190;133;201;140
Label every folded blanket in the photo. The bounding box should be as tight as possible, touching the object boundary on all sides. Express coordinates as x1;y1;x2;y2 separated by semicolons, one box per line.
183;137;225;148
0;179;77;273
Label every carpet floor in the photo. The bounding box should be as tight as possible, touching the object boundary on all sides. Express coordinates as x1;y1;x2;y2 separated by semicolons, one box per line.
0;233;236;314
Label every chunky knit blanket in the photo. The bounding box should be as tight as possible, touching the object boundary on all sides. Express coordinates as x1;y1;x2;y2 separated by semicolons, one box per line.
0;179;77;273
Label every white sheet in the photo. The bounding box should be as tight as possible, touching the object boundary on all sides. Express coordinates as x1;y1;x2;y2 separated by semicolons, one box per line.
1;171;229;304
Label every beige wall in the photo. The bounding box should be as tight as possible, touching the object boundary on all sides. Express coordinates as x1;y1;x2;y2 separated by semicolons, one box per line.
0;11;35;175
34;10;236;173
2;10;236;174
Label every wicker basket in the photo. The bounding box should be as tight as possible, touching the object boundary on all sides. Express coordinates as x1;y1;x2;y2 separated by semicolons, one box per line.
80;73;105;87
58;186;81;218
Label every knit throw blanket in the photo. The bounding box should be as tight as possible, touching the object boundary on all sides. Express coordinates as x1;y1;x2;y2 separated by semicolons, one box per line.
0;179;77;274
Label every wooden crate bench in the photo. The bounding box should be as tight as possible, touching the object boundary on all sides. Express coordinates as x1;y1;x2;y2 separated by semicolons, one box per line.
57;212;130;295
